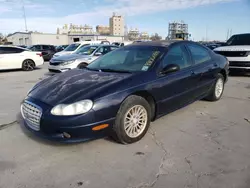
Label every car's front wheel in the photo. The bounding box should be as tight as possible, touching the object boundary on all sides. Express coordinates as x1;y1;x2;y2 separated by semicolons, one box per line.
205;73;225;101
77;62;88;69
113;95;151;144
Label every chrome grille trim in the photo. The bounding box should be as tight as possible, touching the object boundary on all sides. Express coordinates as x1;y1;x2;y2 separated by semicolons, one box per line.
21;101;42;131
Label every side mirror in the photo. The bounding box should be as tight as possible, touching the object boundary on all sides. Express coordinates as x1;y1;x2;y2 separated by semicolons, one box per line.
94;52;102;56
161;64;180;75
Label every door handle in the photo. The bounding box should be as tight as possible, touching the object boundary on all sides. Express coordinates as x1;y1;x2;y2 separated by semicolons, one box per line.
191;71;196;76
213;63;218;67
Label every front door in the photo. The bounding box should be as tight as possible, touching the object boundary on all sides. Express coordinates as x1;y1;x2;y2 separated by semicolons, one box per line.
152;44;196;116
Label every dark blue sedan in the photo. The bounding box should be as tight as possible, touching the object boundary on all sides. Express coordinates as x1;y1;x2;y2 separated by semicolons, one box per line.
20;41;229;144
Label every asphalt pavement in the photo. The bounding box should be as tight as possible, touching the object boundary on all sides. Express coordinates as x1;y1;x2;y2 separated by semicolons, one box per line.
0;63;250;188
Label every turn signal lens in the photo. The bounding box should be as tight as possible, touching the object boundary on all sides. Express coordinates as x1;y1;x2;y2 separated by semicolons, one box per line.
92;124;109;131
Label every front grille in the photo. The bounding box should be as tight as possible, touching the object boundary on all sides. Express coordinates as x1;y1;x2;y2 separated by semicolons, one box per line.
215;51;248;57
21;101;42;131
229;61;250;67
49;61;62;66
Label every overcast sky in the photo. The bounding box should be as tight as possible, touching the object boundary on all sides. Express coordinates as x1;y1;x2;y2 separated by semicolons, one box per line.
0;0;250;41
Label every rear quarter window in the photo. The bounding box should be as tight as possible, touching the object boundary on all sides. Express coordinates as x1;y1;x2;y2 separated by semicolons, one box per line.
187;44;211;65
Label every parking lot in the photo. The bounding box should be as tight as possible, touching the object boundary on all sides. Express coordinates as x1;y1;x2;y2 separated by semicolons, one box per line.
0;62;250;188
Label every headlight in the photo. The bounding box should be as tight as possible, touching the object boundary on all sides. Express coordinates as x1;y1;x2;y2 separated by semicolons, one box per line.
51;100;93;116
62;60;75;66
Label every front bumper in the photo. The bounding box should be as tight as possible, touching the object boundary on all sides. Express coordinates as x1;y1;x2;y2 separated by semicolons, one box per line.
20;98;115;143
225;57;250;70
229;61;250;70
48;62;80;73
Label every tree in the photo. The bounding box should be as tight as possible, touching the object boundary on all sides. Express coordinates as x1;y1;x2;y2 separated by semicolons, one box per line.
150;33;162;41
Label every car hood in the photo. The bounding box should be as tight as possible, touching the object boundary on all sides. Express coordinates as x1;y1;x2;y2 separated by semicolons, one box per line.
51;54;89;62
54;51;73;57
28;69;132;106
214;45;250;51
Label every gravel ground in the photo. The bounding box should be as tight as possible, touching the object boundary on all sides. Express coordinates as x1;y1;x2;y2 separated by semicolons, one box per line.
0;63;250;188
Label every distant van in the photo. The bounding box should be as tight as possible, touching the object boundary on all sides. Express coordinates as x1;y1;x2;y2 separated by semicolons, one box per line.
53;40;110;57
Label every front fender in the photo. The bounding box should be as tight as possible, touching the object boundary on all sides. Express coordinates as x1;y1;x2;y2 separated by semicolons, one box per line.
92;83;155;122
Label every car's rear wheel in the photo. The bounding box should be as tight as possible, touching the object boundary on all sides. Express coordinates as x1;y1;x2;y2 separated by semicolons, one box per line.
22;59;35;71
77;62;88;69
205;73;225;101
113;95;151;144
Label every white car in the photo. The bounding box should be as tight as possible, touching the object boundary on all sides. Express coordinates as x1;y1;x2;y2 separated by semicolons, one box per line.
48;44;119;72
214;33;250;71
53;40;110;58
0;46;44;71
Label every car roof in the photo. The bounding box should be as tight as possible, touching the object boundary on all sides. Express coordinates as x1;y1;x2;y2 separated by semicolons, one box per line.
130;40;186;47
87;44;118;47
231;33;250;36
0;45;27;49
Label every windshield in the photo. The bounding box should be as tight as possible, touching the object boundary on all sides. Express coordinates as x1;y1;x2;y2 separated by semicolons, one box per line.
87;46;164;72
227;34;250;46
76;45;98;55
64;43;81;51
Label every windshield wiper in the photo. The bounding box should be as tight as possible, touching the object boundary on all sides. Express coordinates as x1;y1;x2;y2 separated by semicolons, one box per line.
83;67;99;71
99;68;132;73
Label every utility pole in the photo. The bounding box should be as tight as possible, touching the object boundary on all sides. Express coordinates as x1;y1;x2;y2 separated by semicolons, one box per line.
226;29;229;40
205;25;208;42
21;0;28;32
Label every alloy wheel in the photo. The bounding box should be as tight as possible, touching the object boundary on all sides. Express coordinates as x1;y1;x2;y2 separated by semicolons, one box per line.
124;105;148;138
215;78;224;98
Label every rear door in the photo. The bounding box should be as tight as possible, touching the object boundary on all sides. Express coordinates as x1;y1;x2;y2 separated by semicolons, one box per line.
185;43;217;98
153;44;196;115
41;45;51;60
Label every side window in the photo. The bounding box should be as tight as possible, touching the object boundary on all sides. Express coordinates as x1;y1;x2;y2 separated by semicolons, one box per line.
96;47;110;55
187;44;211;64
96;47;104;54
10;47;24;53
103;46;111;54
42;45;50;50
0;47;24;54
163;45;190;70
31;45;41;51
0;47;7;54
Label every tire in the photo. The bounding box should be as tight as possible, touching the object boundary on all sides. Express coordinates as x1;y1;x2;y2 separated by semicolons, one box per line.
205;73;225;101
77;62;88;69
22;59;35;71
113;95;151;144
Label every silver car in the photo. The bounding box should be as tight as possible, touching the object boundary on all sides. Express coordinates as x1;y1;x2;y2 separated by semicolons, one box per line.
48;44;119;72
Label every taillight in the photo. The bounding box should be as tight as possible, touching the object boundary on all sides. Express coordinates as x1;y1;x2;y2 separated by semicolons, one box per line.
36;53;42;57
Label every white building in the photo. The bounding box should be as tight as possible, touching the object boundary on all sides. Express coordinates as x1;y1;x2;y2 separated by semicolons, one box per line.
7;32;124;46
7;32;68;46
128;28;140;41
